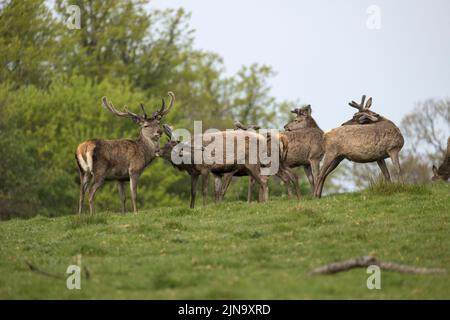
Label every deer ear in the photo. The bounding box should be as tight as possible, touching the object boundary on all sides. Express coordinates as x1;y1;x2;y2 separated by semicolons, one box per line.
432;165;438;175
304;105;312;116
131;116;142;125
365;97;372;109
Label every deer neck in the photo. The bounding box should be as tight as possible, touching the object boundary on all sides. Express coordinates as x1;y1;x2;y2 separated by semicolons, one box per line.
306;117;320;129
438;157;450;178
137;129;159;163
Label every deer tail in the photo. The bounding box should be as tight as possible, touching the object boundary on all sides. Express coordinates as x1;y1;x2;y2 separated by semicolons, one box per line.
278;133;289;162
76;141;96;174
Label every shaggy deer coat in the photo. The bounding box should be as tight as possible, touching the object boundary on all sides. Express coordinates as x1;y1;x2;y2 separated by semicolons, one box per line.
432;136;450;181
161;126;282;208
215;123;295;202
76;92;174;213
283;105;324;192
314;95;404;198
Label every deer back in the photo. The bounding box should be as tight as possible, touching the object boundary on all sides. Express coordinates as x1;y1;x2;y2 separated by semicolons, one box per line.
323;120;404;162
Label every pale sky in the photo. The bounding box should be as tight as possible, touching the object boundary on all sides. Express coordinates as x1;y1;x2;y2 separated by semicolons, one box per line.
150;0;450;130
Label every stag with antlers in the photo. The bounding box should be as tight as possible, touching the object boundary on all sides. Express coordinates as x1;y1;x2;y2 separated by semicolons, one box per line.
213;121;296;202
314;95;404;198
75;92;175;214
283;105;324;192
432;136;450;181
160;124;283;208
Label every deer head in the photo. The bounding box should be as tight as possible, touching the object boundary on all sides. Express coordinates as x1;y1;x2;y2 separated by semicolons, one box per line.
161;124;182;161
432;164;450;181
101;92;175;142
347;95;381;124
284;105;316;131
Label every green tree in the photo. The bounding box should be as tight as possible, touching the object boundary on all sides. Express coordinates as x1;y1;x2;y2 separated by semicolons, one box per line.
228;64;278;127
0;0;62;89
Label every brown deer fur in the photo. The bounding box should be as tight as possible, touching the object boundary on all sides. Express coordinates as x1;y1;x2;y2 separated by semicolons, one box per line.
161;125;282;208
314;95;404;198
283;105;324;192
76;92;174;214
432;136;450;181
216;125;296;202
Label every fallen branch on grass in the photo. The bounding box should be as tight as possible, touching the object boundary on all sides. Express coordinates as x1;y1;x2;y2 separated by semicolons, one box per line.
309;256;446;275
24;260;63;279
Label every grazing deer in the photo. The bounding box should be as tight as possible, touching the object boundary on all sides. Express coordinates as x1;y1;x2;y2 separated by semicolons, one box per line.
283;105;324;192
215;121;297;202
76;92;175;214
314;95;404;198
432;136;450;181
160;125;279;208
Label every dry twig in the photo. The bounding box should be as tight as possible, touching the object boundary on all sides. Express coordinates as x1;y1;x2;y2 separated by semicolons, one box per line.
309;256;446;275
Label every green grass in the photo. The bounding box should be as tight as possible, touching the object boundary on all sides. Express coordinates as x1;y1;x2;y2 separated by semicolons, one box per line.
0;183;449;299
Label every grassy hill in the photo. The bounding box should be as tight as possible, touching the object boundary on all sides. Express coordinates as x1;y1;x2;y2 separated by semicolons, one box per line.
0;182;449;299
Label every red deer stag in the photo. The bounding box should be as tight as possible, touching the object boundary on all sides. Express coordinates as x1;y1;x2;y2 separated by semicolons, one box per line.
283;105;324;192
215;121;297;202
432;136;450;181
76;92;175;214
314;95;404;198
160;125;279;208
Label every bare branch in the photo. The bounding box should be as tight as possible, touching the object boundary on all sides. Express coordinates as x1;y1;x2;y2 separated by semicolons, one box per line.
309;256;446;275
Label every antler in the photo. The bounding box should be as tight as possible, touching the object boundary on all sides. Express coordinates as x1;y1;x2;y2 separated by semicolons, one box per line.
161;92;175;117
152;92;175;120
348;95;373;111
162;124;173;139
139;103;148;119
349;95;366;111
357;113;379;123
102;97;140;119
233;121;248;130
233;121;260;130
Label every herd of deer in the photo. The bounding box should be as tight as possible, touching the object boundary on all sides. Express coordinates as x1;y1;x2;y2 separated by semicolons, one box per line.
76;92;450;214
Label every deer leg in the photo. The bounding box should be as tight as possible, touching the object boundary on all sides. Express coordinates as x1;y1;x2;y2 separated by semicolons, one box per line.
117;181;126;213
88;176;105;214
285;167;301;199
78;171;90;214
190;174;199;208
129;173;140;213
388;149;403;182
276;168;294;199
219;172;235;201
214;175;222;202
310;158;321;191
247;176;255;203
201;170;209;206
247;166;268;202
314;155;343;198
304;165;315;193
259;175;269;202
376;159;391;182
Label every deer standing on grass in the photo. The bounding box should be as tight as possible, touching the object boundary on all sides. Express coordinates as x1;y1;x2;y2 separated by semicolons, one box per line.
214;121;297;202
283;105;324;193
76;92;175;214
160;125;280;208
432;136;450;181
314;95;404;198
